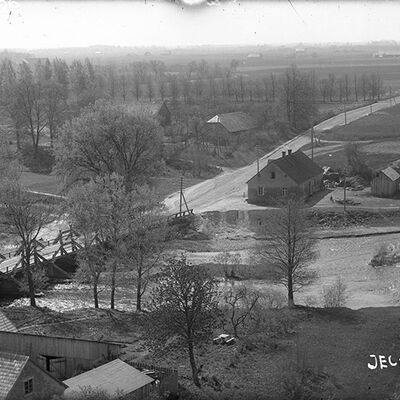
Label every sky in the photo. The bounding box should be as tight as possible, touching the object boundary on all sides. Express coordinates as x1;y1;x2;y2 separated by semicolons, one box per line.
0;1;400;50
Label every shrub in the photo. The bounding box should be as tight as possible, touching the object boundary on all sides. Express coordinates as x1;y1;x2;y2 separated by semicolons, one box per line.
370;243;400;267
321;277;348;308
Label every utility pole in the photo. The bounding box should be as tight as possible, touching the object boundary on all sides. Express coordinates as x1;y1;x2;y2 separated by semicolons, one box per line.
311;124;314;161
343;169;347;214
343;101;347;125
179;176;183;217
370;102;373;114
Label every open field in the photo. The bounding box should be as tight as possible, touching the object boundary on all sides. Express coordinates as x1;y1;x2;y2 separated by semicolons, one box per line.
321;103;400;141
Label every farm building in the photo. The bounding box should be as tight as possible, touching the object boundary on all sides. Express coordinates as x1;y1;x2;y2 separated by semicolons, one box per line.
247;149;323;204
129;101;171;127
0;331;123;380
63;358;154;400
0;310;18;332
371;167;400;197
0;351;67;400
205;111;259;148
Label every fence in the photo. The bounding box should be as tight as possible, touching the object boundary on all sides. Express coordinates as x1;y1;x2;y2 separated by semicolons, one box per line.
125;359;178;395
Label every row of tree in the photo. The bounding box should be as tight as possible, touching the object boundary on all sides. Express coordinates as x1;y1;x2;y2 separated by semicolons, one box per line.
0;56;387;150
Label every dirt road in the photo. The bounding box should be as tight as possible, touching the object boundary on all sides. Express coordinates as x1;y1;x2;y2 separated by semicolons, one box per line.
164;97;400;213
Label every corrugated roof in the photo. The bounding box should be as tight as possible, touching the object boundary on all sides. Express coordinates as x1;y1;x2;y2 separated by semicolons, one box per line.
0;310;18;333
128;101;168;116
63;359;154;398
0;352;28;400
248;150;323;185
206;112;258;133
381;167;400;182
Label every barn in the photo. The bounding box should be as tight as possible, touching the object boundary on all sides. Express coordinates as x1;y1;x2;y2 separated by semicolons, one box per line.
205;111;259;148
63;358;154;400
0;331;123;380
247;149;323;204
0;351;67;400
371;167;400;197
130;101;171;127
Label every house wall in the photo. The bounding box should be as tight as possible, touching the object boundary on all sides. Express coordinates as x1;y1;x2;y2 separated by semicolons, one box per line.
7;360;65;400
371;173;398;197
0;332;122;380
248;163;323;204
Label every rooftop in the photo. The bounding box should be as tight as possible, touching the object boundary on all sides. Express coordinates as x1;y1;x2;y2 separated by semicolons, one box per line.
0;310;18;333
63;359;154;398
0;352;29;399
381;166;400;182
206;111;258;133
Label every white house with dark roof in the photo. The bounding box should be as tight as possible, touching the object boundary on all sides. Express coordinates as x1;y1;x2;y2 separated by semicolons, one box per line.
247;149;323;204
0;351;67;400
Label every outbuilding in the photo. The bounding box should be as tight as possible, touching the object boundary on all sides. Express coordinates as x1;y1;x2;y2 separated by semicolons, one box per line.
247;149;323;204
371;167;400;197
63;358;154;400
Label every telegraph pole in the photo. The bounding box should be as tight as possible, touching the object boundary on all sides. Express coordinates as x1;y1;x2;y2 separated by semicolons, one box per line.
343;174;347;214
311;124;314;161
342;101;347;125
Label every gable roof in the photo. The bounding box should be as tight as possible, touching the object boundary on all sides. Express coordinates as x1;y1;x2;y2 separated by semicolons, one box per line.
381;167;400;182
0;352;28;400
248;150;323;185
128;101;169;116
206;112;258;133
0;310;18;333
63;359;154;398
0;351;67;399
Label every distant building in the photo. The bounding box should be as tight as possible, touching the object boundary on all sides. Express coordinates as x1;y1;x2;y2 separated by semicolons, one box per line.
130;101;171;127
247;53;263;59
63;358;154;400
0;351;67;400
205;111;259;147
247;149;323;204
371;167;400;197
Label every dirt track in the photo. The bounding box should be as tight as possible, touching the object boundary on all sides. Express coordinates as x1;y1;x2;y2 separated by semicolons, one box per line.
164;97;400;213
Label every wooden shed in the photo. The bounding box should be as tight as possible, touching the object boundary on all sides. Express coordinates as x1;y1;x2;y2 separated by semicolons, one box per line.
63;359;154;400
371;167;400;197
0;331;123;380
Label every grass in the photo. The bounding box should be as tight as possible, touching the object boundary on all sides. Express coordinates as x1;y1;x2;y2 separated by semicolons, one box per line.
7;305;400;399
321;103;400;141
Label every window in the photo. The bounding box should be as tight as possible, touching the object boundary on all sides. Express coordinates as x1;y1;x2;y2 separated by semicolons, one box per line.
270;171;275;179
24;378;33;395
282;187;288;196
257;186;264;196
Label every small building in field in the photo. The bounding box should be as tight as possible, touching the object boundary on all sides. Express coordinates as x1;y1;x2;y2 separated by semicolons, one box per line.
371;167;400;197
247;149;323;204
205;111;259;148
63;358;154;400
0;351;67;400
0;310;18;332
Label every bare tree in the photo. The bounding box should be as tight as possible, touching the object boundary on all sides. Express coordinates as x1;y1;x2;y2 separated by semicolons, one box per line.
0;179;53;306
254;196;318;307
147;256;219;387
223;284;261;337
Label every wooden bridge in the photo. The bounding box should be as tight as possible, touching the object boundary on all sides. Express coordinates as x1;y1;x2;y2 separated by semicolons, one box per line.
0;228;82;279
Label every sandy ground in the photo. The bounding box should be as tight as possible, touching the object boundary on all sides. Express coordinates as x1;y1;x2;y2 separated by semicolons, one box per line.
164;96;400;213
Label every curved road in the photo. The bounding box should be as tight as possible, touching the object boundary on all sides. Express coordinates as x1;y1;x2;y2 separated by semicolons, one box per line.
164;97;400;213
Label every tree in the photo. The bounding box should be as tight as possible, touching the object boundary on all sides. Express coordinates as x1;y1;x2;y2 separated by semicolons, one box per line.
223;284;261;337
124;201;170;311
148;256;219;387
55;100;163;190
0;179;53;306
65;180;109;308
254;196;318;307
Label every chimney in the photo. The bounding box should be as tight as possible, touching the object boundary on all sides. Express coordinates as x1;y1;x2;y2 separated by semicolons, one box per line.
282;151;286;158
288;149;292;155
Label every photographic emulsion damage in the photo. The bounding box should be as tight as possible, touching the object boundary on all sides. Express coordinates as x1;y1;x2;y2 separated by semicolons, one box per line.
2;0;400;398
